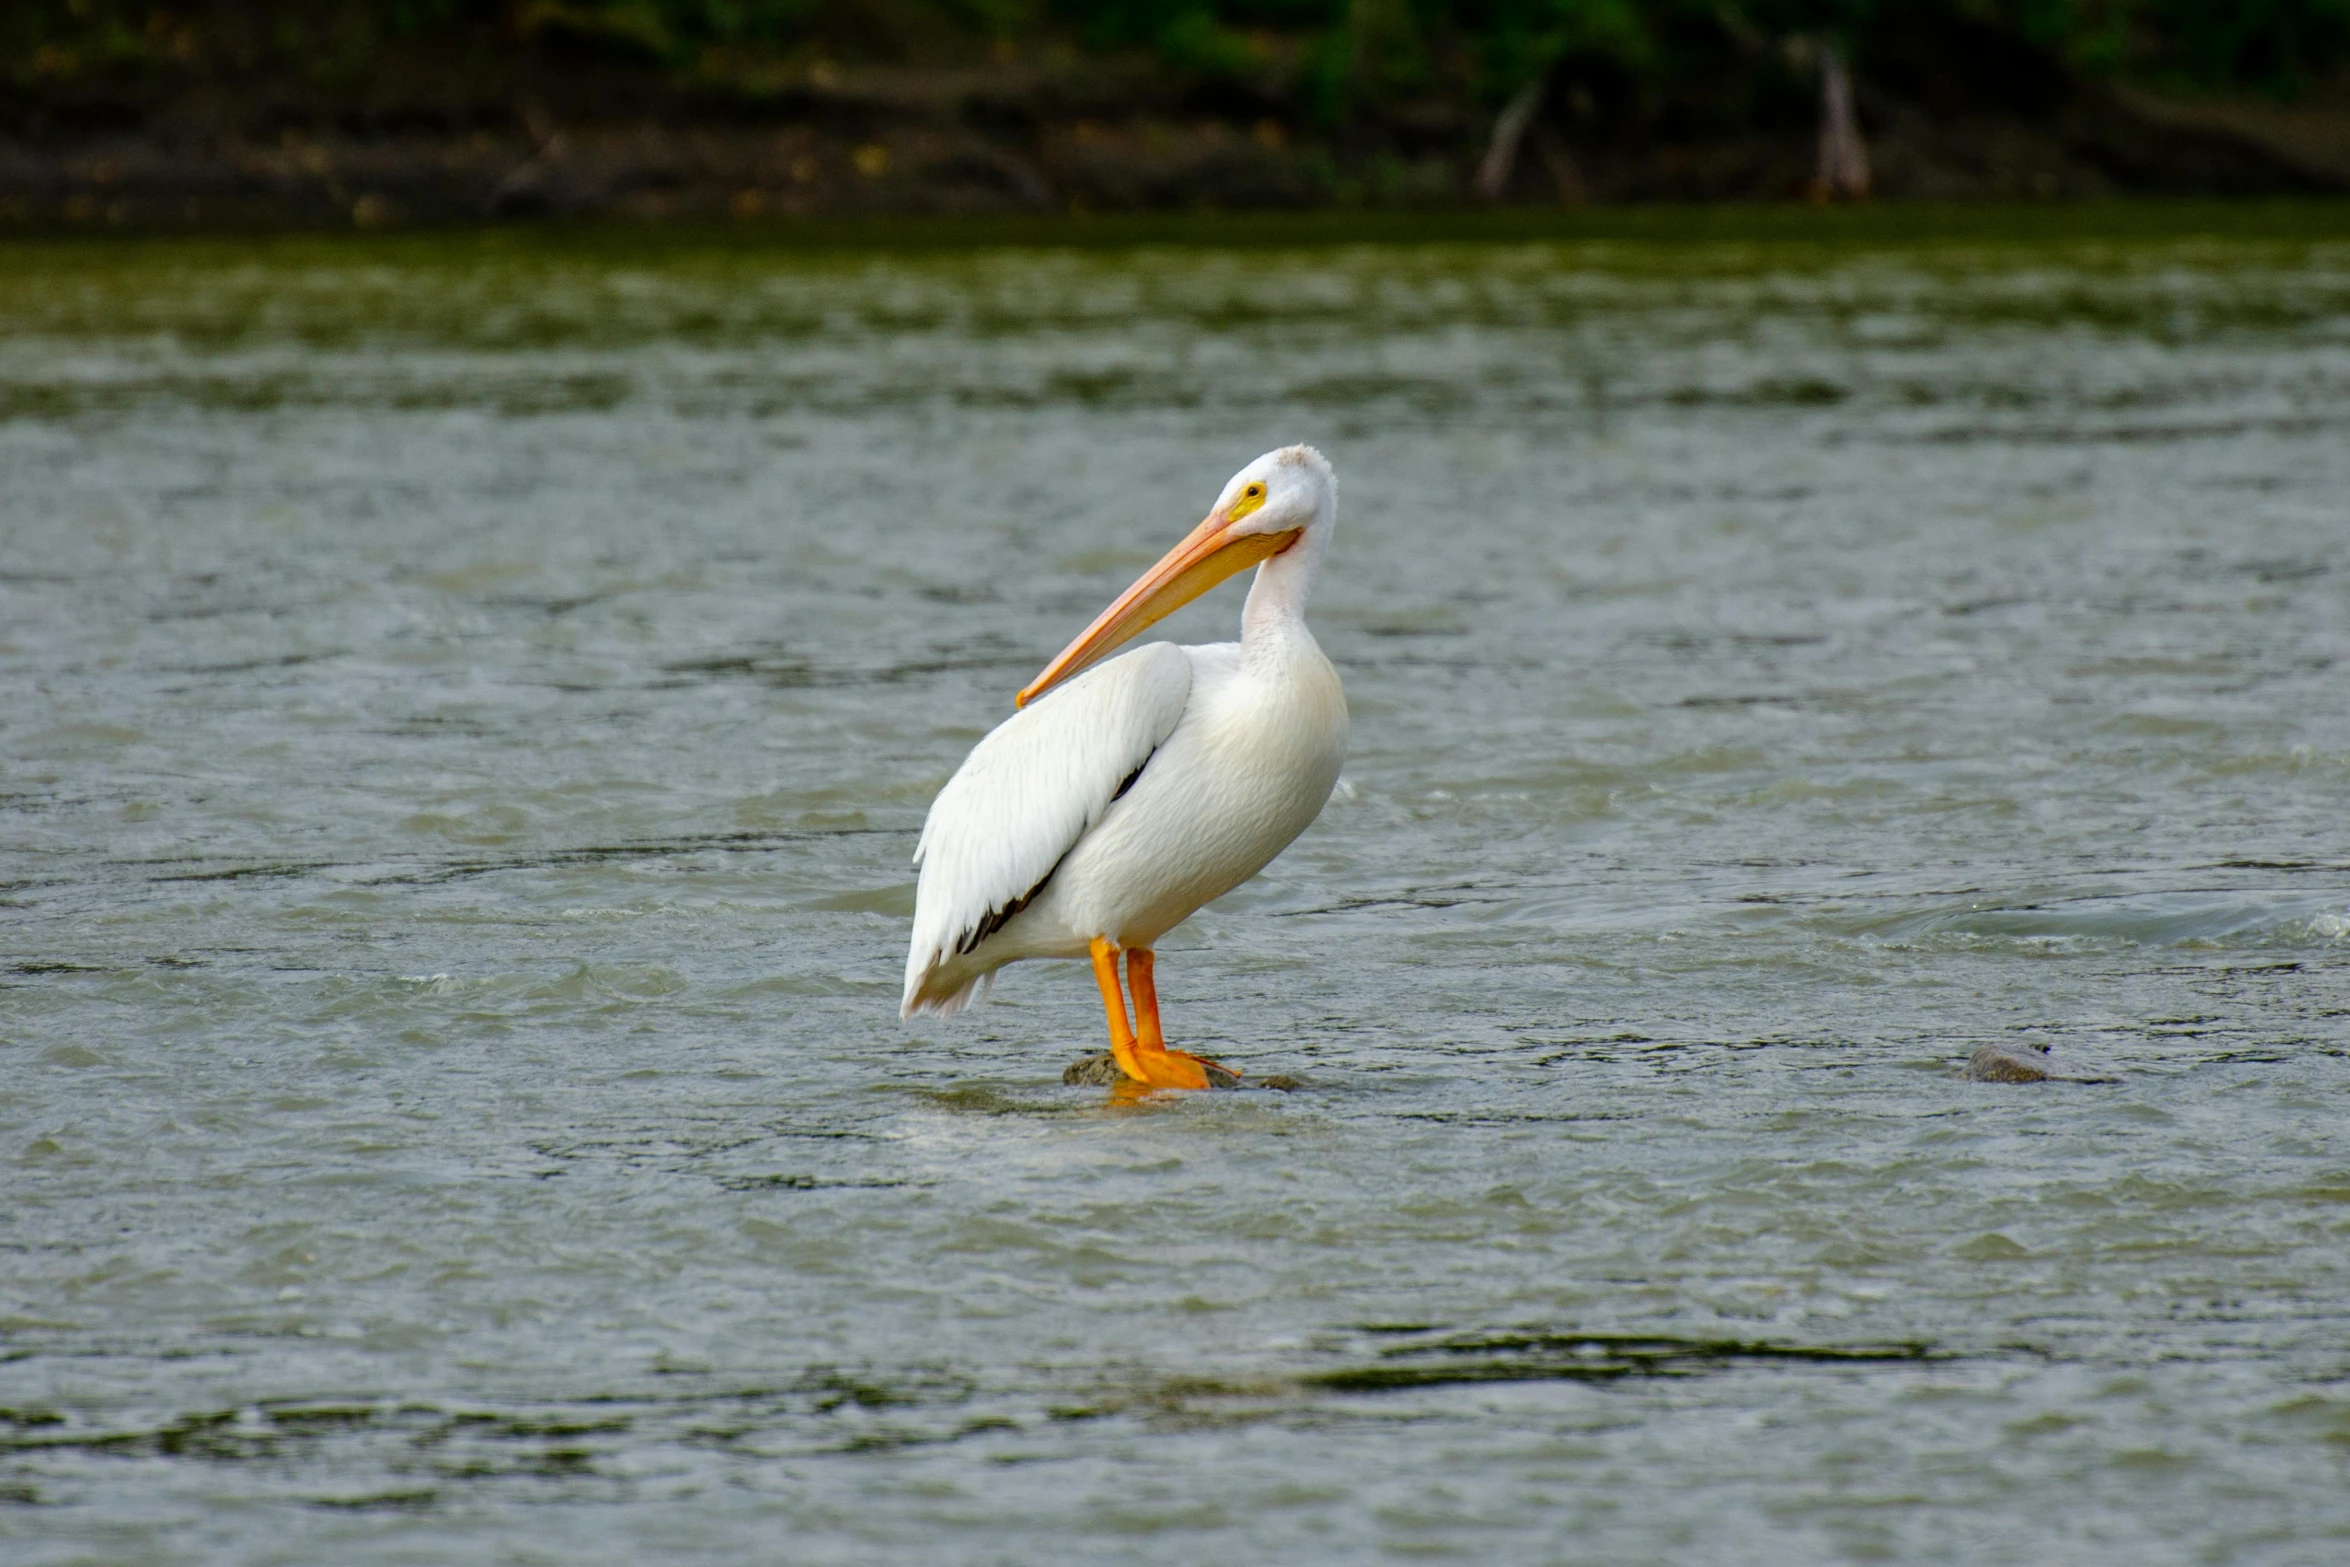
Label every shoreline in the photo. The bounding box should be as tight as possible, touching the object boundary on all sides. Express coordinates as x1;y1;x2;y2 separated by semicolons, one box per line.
6;197;2350;253
11;5;2348;241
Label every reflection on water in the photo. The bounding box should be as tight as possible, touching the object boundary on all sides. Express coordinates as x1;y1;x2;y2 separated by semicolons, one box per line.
4;221;2350;1563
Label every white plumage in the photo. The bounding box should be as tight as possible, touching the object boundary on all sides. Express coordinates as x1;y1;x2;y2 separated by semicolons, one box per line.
903;642;1193;1014
900;446;1348;1080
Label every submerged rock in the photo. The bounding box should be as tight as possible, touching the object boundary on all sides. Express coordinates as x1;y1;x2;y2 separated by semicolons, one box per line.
1062;1052;1122;1087
1965;1041;2114;1084
1061;1052;1253;1090
1966;1042;2053;1082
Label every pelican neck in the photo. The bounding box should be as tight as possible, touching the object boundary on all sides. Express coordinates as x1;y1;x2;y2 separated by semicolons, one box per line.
1241;527;1326;651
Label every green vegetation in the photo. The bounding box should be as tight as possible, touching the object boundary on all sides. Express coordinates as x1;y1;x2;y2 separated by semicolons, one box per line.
9;0;2348;112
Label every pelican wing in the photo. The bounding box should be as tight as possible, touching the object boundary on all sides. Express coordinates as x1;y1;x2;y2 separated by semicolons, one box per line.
903;641;1193;1015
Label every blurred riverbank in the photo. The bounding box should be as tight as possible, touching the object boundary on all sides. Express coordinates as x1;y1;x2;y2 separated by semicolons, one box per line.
6;198;2350;274
8;1;2349;232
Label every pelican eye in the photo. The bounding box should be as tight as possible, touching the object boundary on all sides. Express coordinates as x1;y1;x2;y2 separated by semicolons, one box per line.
1227;481;1269;523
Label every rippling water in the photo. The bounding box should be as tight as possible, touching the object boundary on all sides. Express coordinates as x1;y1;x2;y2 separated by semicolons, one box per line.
5;220;2350;1563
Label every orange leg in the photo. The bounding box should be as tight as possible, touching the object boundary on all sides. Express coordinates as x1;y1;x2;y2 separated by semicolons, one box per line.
1127;946;1170;1052
1088;936;1147;1084
1122;947;1237;1090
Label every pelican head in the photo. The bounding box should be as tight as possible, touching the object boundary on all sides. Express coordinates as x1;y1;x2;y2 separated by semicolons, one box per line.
1018;445;1335;707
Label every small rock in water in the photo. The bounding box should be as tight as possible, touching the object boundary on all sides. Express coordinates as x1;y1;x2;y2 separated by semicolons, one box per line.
1966;1042;2052;1082
1964;1040;2114;1084
1062;1052;1123;1086
1061;1052;1249;1089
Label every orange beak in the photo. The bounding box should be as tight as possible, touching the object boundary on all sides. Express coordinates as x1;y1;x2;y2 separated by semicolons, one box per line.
1017;511;1302;707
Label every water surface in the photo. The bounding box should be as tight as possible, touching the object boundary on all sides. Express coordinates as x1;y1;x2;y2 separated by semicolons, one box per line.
5;222;2350;1563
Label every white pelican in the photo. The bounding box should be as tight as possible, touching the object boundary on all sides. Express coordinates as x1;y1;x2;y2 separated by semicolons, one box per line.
902;446;1346;1088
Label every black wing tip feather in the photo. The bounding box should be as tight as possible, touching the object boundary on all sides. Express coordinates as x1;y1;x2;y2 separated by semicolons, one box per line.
956;884;1039;956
